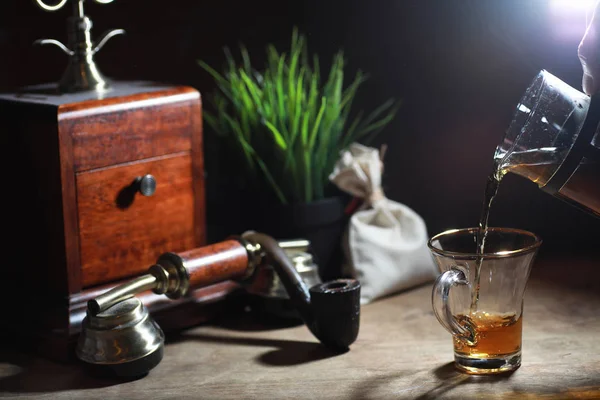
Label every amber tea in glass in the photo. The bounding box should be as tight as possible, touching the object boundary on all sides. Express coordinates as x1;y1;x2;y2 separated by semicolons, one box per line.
453;312;522;361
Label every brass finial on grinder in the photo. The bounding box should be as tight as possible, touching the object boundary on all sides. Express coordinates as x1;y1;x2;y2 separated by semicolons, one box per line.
33;0;125;93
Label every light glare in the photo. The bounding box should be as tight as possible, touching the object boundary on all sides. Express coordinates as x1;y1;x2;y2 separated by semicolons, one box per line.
551;0;596;14
550;0;595;40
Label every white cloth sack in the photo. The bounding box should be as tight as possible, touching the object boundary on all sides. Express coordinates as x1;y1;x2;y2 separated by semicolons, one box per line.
329;143;437;305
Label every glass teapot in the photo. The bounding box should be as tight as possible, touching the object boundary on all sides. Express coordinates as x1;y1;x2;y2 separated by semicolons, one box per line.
494;70;600;217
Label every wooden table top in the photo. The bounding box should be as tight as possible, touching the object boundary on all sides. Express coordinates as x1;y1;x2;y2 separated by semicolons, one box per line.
1;255;599;399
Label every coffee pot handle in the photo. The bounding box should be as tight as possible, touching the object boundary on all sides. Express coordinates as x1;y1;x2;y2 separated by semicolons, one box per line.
431;268;477;345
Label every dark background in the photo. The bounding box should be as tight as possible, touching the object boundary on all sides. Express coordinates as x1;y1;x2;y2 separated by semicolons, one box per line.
1;0;598;258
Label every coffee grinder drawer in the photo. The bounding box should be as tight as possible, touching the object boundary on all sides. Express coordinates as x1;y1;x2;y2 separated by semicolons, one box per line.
76;152;199;287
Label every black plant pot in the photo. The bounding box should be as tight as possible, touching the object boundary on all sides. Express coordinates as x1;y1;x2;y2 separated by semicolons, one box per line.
250;196;350;281
204;148;350;280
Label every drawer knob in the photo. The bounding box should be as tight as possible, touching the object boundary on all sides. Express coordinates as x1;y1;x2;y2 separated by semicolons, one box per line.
136;174;157;197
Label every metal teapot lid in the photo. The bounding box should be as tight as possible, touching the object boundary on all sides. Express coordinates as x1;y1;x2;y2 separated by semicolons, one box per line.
258;251;322;300
33;0;125;93
290;252;315;272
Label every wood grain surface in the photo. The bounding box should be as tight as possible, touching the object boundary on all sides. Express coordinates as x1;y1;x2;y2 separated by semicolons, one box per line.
0;256;598;399
59;87;198;172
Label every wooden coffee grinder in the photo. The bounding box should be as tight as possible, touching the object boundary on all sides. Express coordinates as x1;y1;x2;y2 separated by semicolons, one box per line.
0;0;237;360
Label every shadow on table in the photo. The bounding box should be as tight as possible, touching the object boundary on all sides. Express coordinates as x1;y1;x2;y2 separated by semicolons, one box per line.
208;306;305;333
0;344;129;394
165;307;346;367
350;362;515;400
415;362;515;399
167;331;346;367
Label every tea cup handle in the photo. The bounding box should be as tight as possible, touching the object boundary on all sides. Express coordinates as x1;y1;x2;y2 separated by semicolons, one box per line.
431;268;477;345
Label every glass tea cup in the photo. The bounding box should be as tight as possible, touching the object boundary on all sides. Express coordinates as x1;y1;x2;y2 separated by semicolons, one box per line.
428;228;542;374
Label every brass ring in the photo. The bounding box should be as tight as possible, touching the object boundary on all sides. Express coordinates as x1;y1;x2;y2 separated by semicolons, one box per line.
36;0;68;11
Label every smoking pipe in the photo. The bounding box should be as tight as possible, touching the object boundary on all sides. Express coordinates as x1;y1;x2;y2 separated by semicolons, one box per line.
76;232;360;378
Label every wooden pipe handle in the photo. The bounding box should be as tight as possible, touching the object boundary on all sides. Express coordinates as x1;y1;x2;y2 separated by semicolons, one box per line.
175;239;249;290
